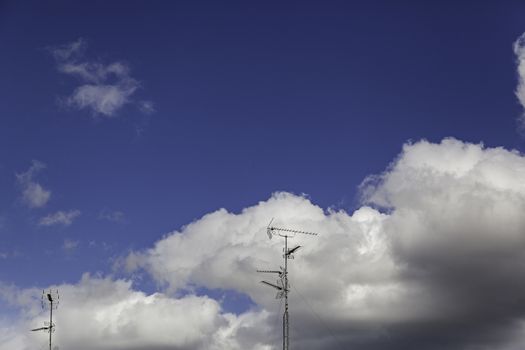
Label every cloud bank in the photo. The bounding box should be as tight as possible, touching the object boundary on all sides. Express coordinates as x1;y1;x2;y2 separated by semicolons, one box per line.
123;138;525;349
50;38;153;118
5;138;525;349
0;274;273;350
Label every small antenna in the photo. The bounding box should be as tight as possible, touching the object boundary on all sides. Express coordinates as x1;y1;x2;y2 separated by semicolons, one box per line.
267;218;275;240
258;220;319;350
267;221;318;240
32;289;59;350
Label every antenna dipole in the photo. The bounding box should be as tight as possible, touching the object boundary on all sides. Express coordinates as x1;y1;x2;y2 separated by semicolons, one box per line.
258;219;318;350
31;289;59;350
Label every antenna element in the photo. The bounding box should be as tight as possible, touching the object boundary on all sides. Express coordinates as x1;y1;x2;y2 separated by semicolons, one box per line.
32;289;59;350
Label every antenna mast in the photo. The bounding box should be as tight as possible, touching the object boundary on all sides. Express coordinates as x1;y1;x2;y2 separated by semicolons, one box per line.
258;219;318;350
31;289;59;350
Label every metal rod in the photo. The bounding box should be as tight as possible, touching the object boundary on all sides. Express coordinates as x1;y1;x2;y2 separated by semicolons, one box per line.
49;299;53;350
283;234;289;350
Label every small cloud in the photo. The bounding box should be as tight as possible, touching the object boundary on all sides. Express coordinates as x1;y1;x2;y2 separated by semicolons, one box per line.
58;61;130;83
514;33;525;132
0;250;20;260
88;240;111;251
49;38;86;61
138;100;155;115
62;239;79;252
50;38;153;118
39;210;81;226
16;160;51;208
98;209;125;223
66;82;138;117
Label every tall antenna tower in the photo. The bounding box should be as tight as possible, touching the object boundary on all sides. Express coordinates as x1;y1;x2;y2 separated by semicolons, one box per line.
31;289;59;350
258;219;318;350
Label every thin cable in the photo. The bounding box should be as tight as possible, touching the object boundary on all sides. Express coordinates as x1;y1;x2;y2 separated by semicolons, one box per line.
292;284;346;350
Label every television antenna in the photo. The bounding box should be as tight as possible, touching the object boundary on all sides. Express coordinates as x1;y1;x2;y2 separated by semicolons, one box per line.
31;289;59;350
258;218;318;350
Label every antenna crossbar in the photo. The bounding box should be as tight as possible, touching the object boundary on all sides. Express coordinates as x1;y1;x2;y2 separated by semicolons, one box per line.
257;269;283;274
269;226;318;236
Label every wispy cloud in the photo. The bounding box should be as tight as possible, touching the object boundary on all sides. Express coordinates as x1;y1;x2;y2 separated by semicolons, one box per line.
98;209;125;223
16;160;51;208
138;100;155;115
0;250;20;260
39;210;81;227
51;38;85;61
49;38;153;118
62;239;79;252
514;33;525;131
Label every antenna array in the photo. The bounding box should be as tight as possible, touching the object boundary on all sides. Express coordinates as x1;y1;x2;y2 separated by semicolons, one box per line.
258;219;318;350
31;289;59;350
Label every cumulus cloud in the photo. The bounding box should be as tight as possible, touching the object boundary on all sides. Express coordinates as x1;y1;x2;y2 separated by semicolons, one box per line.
121;138;525;349
7;138;525;349
50;38;151;118
0;274;273;350
119;193;402;349
16;160;51;208
39;210;81;226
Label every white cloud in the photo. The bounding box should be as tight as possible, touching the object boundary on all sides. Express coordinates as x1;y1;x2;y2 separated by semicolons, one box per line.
62;239;79;252
59;61;130;83
39;210;81;227
138;100;155;115
50;38;151;118
514;33;525;131
7;139;525;348
50;38;85;61
67;83;138;117
122;138;525;349
99;209;125;223
0;274;273;350
120;192;402;348
16;160;51;208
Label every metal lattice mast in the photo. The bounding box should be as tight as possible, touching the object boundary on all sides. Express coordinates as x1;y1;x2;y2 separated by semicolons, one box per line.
258;219;318;350
31;289;59;350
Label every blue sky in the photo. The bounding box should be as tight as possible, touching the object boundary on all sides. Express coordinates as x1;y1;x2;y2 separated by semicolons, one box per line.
3;1;525;349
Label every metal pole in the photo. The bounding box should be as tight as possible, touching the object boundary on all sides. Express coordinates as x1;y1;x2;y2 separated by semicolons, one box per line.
283;235;289;350
49;299;53;350
261;222;317;350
